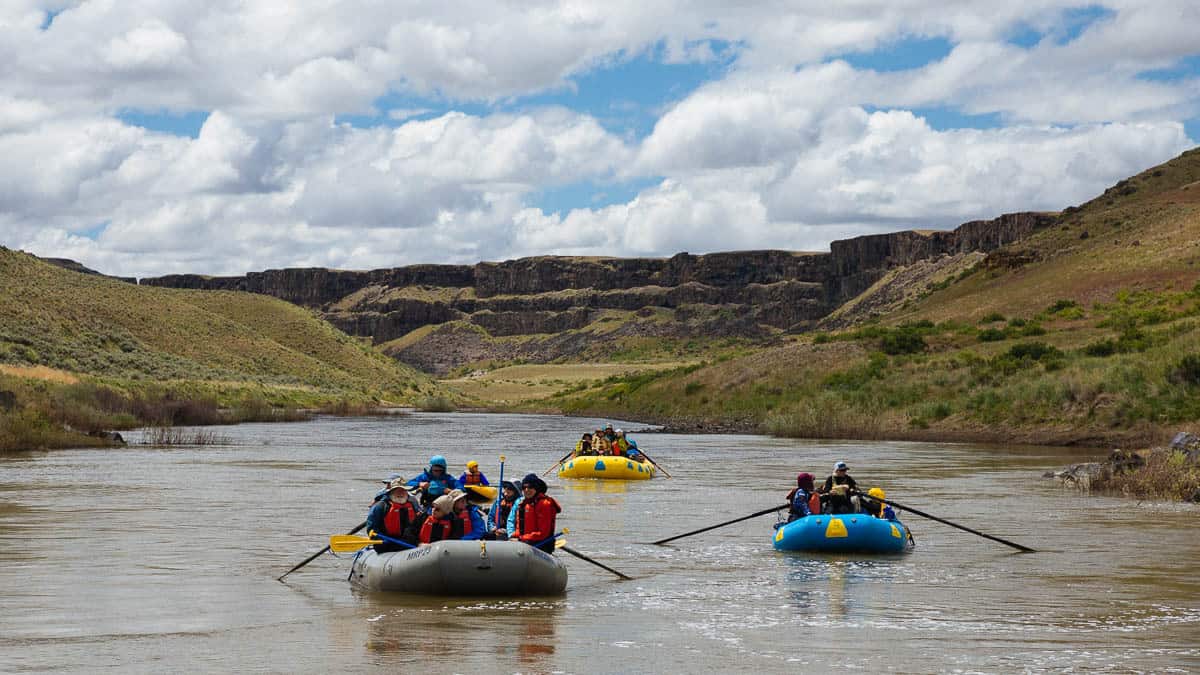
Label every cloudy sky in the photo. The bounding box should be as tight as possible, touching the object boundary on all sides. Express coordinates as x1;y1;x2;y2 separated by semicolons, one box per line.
1;2;1197;278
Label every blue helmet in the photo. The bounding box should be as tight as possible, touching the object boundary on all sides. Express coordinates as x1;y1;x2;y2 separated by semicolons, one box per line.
429;455;447;469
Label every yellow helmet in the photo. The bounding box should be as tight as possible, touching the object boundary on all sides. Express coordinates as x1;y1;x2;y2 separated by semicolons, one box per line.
466;460;478;470
867;487;885;500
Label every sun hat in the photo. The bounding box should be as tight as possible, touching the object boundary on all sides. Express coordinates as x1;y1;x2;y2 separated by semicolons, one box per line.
502;480;519;493
521;473;547;492
447;488;468;502
431;495;455;516
386;477;409;492
834;461;849;471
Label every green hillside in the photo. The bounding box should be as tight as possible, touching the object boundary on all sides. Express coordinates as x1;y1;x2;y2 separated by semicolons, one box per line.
553;148;1200;447
0;249;441;449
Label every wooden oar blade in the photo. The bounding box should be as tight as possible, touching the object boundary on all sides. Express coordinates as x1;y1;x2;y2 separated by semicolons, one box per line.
329;534;381;553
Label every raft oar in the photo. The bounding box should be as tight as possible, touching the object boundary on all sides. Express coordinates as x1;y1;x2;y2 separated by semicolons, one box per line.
278;520;366;581
493;455;506;528
860;492;1035;553
560;546;633;580
330;532;418;553
543;448;576;476
649;504;789;546
632;448;672;478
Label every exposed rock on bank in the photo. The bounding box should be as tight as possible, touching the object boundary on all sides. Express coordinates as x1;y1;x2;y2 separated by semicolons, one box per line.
139;212;1055;374
1046;432;1200;501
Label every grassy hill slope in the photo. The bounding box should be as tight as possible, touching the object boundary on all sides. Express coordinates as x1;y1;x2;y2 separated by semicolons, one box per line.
0;248;432;396
554;148;1200;446
0;249;442;450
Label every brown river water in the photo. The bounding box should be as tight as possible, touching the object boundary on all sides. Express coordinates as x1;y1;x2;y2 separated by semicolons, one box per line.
1;412;1197;673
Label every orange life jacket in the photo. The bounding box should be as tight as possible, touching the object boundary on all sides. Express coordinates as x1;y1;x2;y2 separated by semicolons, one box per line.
462;472;483;485
808;492;821;515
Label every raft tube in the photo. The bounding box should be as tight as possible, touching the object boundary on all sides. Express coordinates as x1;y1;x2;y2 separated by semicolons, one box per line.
350;540;568;595
557;455;656;480
773;514;913;554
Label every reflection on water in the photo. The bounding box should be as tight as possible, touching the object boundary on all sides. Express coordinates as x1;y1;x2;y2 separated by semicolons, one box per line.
1;413;1197;673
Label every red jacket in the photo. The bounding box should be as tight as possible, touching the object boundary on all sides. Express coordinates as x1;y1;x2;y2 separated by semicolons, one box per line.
514;493;561;544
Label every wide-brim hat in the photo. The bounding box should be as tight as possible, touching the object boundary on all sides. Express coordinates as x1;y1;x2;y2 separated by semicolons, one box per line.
386;477;409;492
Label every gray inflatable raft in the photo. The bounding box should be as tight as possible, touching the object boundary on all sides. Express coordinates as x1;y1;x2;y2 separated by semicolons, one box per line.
349;540;568;595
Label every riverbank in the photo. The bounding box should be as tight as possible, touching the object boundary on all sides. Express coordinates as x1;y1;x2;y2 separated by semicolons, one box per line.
1046;432;1200;501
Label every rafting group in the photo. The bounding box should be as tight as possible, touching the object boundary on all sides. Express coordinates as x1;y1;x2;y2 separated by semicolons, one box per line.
283;424;1035;595
367;455;560;553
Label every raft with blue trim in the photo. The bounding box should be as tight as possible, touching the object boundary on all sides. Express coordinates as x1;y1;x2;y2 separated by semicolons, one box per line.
773;514;913;553
557;455;656;480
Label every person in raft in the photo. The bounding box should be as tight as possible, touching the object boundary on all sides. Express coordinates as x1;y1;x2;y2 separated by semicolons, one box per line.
819;461;859;514
592;429;611;456
613;429;640;458
785;472;819;522
491;480;520;530
512;473;561;553
407;455;457;507
574;433;594;457
860;487;897;520
456;460;490;488
418;489;485;543
366;477;422;551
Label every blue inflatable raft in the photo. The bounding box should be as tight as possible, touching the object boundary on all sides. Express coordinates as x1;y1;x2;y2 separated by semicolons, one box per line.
773;514;913;554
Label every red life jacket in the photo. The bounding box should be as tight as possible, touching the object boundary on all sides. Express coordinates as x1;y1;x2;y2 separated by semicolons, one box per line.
462;472;483;485
383;500;416;537
419;510;472;544
516;493;561;543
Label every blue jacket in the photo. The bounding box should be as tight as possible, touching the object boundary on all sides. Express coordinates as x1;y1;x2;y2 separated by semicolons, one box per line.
506;495;524;534
455;471;490;488
460;505;488;541
406;470;457;497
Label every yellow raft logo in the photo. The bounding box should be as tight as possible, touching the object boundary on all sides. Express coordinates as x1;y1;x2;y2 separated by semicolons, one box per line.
890;524;901;538
824;518;848;538
775;527;784;542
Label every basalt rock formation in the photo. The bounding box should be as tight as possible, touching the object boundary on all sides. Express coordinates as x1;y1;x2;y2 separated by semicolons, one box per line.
140;211;1054;373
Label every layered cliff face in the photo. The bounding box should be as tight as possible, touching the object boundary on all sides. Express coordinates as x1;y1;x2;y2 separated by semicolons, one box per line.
139;212;1053;373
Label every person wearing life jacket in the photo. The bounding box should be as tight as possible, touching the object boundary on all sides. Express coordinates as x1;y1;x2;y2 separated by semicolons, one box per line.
785;472;817;522
619;431;640;458
456;460;490;488
593;430;611;457
418;490;481;543
574;433;594;457
819;461;859;514
492;480;520;529
512;473;561;553
407;455;457;507
611;429;630;457
366;478;421;551
861;487;897;520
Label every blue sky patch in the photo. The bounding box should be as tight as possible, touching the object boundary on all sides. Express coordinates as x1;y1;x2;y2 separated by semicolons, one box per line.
1137;55;1200;83
533;177;661;216
337;40;735;140
865;105;1002;131
837;35;954;72
40;10;61;30
78;221;109;240
118;110;209;138
1057;5;1115;44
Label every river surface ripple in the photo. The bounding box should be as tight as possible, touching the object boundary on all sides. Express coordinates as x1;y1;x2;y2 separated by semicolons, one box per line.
1;412;1197;673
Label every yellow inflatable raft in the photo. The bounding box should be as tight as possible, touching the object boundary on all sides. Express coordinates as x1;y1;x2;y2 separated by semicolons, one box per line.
557;455;656;480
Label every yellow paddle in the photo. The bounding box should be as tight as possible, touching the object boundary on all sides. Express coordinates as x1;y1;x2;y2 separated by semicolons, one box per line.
331;533;565;553
329;534;383;553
